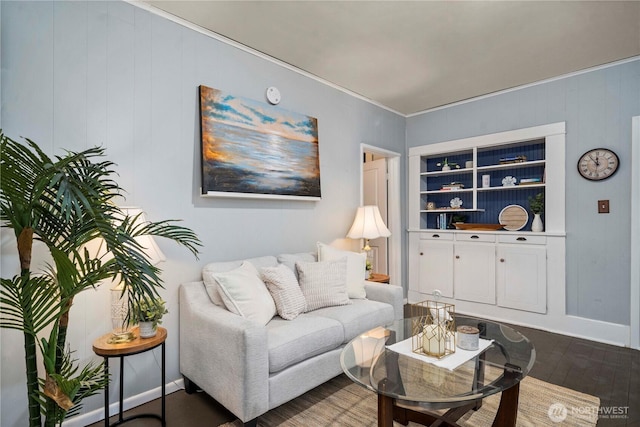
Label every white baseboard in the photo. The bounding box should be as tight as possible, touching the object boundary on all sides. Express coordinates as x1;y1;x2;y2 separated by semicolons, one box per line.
62;379;184;427
407;292;630;347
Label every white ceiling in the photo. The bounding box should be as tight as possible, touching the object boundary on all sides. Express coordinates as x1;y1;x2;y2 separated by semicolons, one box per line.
144;1;640;116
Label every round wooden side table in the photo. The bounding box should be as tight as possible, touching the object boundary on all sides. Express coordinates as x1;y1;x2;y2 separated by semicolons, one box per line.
368;273;390;283
92;326;167;426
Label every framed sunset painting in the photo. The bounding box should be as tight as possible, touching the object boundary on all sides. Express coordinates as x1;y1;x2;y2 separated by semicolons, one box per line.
199;85;321;200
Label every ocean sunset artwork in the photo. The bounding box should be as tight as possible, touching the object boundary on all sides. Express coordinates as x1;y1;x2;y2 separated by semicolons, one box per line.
199;85;321;199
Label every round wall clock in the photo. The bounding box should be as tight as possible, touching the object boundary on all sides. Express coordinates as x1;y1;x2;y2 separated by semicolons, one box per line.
577;148;619;181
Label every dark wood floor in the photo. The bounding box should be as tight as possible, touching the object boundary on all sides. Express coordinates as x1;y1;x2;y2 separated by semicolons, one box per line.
89;309;640;427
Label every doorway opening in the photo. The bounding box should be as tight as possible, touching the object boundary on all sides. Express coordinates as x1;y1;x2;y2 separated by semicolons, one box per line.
631;115;639;349
360;144;401;285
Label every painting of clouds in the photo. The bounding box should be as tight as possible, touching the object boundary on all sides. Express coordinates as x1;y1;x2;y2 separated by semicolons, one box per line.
199;85;321;199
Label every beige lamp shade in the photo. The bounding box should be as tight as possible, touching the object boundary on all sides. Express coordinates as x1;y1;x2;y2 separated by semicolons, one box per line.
81;207;166;266
346;205;391;240
120;207;166;265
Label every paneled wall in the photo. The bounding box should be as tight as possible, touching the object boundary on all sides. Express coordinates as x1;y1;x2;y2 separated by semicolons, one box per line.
0;2;406;425
407;59;640;326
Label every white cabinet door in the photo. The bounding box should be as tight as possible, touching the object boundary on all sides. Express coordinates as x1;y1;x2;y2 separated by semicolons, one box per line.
454;243;496;304
418;240;454;298
497;244;547;313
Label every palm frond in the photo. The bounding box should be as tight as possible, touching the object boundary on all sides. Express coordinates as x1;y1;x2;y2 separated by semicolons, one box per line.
38;349;108;423
0;275;65;335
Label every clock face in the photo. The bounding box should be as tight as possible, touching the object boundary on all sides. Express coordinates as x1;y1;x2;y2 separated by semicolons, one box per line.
577;148;619;181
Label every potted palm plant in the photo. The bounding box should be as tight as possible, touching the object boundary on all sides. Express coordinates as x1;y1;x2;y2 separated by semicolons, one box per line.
0;133;201;426
133;297;168;338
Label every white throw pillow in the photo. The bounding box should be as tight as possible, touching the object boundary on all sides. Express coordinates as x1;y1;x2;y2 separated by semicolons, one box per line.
317;242;367;299
261;264;307;320
202;269;225;306
296;258;351;312
210;262;276;325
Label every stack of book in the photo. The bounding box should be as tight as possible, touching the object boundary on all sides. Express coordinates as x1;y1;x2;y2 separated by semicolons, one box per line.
441;183;465;191
499;155;527;164
519;178;541;185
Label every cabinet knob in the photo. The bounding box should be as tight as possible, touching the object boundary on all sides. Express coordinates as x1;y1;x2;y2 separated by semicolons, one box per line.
455;255;460;259
420;252;424;256
500;258;505;262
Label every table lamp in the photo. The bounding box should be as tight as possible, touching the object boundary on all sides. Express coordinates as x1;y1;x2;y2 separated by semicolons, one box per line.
109;207;166;342
346;206;391;276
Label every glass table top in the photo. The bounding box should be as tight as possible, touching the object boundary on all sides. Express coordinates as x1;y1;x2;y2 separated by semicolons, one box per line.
340;316;535;409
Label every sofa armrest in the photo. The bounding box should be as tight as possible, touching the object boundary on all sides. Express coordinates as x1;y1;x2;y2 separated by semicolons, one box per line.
364;281;404;320
179;281;269;422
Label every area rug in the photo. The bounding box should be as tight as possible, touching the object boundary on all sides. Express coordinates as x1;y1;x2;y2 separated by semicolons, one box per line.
219;373;599;427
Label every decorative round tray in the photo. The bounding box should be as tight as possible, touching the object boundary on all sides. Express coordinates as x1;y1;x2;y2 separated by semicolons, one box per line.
454;223;504;231
499;205;529;231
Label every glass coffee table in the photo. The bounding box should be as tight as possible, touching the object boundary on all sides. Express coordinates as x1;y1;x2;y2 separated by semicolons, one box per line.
340;316;535;427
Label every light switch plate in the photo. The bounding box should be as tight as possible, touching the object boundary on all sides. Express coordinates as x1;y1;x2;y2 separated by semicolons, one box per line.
598;200;610;213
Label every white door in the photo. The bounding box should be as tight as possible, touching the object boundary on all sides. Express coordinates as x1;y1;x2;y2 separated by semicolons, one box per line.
497;244;547;313
418;239;454;298
454;243;496;304
363;157;388;274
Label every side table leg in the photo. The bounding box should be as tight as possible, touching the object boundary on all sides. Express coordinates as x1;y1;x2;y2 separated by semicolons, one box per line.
104;357;109;427
118;355;124;423
161;342;166;426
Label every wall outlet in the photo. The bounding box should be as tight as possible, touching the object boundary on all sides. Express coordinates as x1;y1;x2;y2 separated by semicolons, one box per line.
598;200;610;213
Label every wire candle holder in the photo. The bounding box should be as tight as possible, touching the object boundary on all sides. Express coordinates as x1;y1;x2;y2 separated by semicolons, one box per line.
411;300;456;359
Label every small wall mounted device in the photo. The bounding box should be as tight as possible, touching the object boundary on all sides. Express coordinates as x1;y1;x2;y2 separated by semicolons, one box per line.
266;86;281;105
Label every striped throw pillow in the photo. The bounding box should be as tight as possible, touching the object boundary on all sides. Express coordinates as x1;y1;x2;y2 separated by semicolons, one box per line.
295;258;351;312
261;264;307;320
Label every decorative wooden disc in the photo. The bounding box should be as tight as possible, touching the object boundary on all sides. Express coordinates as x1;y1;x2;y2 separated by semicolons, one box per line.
499;205;529;231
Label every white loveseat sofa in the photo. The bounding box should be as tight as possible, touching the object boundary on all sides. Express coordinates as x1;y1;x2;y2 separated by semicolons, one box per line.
179;250;403;426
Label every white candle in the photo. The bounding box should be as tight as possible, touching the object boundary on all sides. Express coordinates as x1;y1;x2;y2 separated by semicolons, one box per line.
423;324;446;356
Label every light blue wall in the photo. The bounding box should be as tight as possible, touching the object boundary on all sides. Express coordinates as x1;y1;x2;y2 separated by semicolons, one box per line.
407;59;640;326
0;1;406;425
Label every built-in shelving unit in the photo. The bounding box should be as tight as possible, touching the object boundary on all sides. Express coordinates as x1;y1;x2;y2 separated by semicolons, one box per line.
407;122;566;318
409;123;565;233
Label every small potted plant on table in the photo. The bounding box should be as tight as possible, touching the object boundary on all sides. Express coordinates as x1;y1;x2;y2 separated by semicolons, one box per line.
133;297;168;338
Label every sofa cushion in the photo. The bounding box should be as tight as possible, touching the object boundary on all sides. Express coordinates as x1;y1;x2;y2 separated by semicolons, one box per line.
266;316;344;373
261;264;307;320
310;299;395;342
209;261;276;325
317;242;367;299
202;256;278;306
277;252;317;280
295;258;351;312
